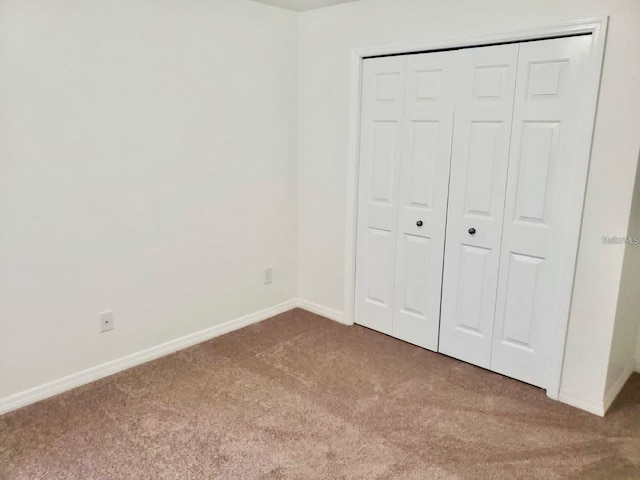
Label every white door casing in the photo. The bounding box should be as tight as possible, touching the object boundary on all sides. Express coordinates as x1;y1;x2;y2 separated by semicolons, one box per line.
490;35;593;388
392;51;457;350
438;44;519;368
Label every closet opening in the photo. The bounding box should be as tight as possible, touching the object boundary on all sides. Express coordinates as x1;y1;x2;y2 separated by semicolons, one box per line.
345;19;607;402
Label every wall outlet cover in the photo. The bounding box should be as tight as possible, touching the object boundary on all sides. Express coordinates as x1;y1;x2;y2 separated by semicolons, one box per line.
100;311;114;333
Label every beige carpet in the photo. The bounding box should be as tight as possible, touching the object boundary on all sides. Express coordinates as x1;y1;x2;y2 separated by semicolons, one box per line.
1;309;639;479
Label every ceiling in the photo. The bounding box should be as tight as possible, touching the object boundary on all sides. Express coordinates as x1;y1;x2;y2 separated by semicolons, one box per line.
249;0;358;12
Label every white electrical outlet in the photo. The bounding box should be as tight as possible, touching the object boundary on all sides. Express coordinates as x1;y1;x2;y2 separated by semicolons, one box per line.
99;311;114;333
264;266;273;285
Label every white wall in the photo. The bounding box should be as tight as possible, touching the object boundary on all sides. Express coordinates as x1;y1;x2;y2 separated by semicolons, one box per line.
1;0;638;414
0;0;299;399
298;0;640;410
606;150;640;398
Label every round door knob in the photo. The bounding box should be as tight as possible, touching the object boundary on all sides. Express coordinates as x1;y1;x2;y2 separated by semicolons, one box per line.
416;220;423;227
468;228;476;235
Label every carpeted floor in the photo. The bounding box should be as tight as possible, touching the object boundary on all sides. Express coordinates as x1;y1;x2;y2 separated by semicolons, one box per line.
1;309;639;480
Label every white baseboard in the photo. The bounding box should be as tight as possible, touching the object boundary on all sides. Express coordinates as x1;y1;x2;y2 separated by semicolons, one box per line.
557;390;605;417
0;299;298;416
5;296;625;418
295;299;351;325
603;362;634;414
558;362;635;417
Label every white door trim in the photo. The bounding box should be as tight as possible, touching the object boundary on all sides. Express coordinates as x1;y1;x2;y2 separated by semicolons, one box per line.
343;17;608;400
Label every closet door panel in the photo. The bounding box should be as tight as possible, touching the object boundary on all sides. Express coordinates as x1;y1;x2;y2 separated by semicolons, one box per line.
354;56;406;335
491;36;592;388
393;52;457;350
439;44;519;367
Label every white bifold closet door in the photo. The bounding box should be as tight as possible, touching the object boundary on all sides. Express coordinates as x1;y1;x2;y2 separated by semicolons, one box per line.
490;35;592;388
438;44;519;368
355;51;456;349
355;34;593;390
354;56;406;337
436;35;593;387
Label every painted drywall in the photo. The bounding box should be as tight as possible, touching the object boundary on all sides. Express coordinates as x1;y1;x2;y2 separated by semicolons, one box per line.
0;0;299;399
297;0;640;409
1;0;638;415
606;150;640;402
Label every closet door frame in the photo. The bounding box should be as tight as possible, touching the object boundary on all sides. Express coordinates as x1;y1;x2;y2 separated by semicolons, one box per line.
344;17;608;401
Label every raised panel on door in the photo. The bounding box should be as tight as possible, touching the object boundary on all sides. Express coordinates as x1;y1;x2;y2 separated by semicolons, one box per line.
355;56;406;335
439;44;519;368
491;35;593;388
392;51;457;350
